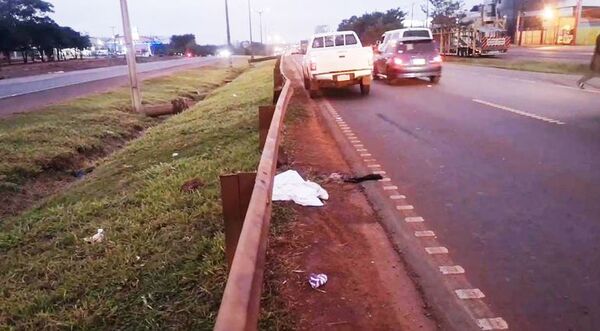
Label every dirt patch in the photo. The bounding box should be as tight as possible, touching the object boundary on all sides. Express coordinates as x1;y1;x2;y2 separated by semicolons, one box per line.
0;132;141;220
264;81;438;330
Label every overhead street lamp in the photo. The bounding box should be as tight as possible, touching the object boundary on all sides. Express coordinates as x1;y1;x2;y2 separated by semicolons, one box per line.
248;0;254;59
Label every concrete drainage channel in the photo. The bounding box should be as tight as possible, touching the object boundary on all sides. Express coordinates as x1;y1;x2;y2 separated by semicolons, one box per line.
286;55;509;331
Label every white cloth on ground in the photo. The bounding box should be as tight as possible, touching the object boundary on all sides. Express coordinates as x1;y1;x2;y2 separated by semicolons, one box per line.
272;170;329;207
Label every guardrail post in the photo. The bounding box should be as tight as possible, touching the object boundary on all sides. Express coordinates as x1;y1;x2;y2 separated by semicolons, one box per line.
220;172;257;269
259;105;276;151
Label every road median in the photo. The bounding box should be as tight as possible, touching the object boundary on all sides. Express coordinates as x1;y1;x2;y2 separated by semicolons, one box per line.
0;61;273;329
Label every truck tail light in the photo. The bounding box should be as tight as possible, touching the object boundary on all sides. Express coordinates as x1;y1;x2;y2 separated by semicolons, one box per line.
392;57;403;66
432;55;443;63
309;58;317;71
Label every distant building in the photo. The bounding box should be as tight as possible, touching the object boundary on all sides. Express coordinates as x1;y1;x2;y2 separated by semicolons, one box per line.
499;0;600;45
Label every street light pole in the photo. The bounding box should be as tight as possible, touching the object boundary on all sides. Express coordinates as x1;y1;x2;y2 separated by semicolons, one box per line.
248;0;254;60
119;0;142;113
573;0;583;45
411;3;415;28
258;10;264;44
224;0;232;47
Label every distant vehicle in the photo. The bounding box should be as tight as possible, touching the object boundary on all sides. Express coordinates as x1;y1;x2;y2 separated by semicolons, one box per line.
300;40;309;54
302;31;373;98
433;0;510;56
376;28;433;54
373;37;443;84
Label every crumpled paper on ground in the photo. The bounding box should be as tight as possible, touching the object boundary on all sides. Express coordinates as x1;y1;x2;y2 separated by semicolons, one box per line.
272;170;329;207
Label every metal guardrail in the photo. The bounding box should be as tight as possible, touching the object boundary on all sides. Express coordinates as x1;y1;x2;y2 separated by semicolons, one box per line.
214;57;292;331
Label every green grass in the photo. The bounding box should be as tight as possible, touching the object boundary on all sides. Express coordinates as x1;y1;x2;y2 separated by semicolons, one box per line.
446;56;590;75
0;61;274;329
0;60;244;197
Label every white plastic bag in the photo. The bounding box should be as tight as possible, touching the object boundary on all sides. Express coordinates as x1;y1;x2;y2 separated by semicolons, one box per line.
272;170;329;207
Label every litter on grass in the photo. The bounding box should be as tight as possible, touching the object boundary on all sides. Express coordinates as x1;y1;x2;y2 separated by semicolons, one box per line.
84;229;105;244
328;172;344;182
273;170;329;207
309;273;328;289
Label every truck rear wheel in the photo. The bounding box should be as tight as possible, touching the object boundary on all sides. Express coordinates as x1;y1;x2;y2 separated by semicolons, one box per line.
309;89;319;99
430;76;441;84
304;77;310;90
360;83;371;95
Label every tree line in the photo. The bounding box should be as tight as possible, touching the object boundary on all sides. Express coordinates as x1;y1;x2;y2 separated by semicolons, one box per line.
0;0;90;64
337;1;465;45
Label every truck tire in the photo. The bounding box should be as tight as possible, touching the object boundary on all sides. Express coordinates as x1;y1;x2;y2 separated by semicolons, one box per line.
360;83;371;95
430;76;441;84
309;89;319;99
304;76;310;90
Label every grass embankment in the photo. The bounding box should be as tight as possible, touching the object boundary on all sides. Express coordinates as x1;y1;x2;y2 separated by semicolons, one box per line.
446;56;589;75
0;60;245;218
0;61;273;329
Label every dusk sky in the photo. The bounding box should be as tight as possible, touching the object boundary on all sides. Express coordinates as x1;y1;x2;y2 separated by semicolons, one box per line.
46;0;477;44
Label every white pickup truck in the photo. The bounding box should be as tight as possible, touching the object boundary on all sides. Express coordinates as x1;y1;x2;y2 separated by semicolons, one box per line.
302;31;373;98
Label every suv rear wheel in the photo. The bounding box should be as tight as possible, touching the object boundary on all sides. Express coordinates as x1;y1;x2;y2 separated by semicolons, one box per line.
360;83;371;95
430;76;441;84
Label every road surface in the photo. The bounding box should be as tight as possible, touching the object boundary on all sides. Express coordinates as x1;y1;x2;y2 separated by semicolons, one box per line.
505;46;593;63
314;63;600;330
0;57;220;116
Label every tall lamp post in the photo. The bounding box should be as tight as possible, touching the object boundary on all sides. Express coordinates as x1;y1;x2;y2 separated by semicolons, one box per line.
224;0;232;47
119;0;142;113
257;9;264;44
248;0;254;59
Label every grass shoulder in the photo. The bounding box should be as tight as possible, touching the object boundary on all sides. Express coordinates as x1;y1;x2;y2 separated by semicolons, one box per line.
0;61;274;329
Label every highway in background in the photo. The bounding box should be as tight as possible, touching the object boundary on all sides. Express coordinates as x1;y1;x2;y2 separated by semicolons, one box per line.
0;57;220;116
317;62;600;330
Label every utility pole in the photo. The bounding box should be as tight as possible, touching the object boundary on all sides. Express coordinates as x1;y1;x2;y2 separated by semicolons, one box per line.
258;10;264;44
425;0;429;28
119;0;142;113
573;0;582;45
411;3;415;27
248;0;254;59
224;0;232;47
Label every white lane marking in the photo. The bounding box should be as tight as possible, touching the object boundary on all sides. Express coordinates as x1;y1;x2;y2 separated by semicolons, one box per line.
425;247;448;254
363;158;376;162
405;216;424;223
415;230;436;237
473;99;565;125
477;318;509;330
555;84;600;94
360;153;372;157
439;265;466;275
383;185;398;190
390;195;406;200
356;148;368;152
353;144;364;148
455;289;485;300
367;164;381;168
373;170;386;175
396;205;414;210
350;140;362;144
380;178;392;182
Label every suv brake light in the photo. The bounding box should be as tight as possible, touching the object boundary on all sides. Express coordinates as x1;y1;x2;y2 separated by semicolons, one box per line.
392;57;403;66
432;55;443;63
310;62;317;71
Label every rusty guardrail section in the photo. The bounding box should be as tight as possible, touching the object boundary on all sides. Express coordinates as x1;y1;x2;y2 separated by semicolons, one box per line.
214;56;292;331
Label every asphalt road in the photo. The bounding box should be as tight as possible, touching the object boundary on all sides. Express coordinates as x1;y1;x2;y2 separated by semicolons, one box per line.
505;46;594;63
0;57;220;116
321;65;600;330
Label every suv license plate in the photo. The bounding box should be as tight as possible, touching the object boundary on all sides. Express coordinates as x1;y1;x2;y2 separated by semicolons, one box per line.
412;58;426;65
336;74;350;81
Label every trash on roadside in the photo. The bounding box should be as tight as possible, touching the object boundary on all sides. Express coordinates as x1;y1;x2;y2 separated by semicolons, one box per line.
328;172;344;182
172;152;179;158
344;174;383;183
84;229;105;244
72;166;95;178
309;273;328;289
180;178;204;193
273;170;329;207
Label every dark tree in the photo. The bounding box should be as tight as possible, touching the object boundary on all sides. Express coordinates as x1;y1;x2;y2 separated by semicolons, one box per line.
170;34;196;54
423;0;465;28
338;9;406;45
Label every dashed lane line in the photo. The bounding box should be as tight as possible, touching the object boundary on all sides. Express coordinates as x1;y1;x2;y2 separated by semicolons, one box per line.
473;98;565;125
439;265;466;275
455;289;486;300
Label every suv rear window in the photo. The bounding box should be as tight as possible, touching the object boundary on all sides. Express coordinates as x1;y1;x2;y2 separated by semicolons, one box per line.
397;40;436;54
402;30;430;38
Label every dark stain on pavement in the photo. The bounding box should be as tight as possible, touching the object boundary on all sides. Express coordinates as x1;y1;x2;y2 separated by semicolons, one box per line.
376;112;429;143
